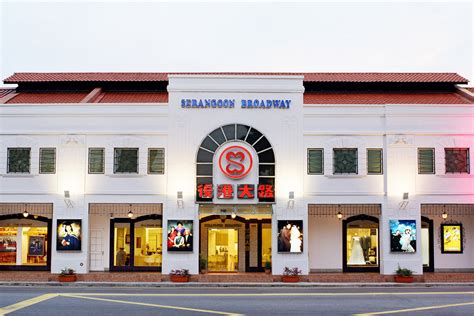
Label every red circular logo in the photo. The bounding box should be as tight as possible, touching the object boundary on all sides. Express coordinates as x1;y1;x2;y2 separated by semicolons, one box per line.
218;145;253;179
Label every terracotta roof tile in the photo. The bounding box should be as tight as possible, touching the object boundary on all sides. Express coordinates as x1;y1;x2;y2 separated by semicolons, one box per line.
466;87;474;93
303;92;473;104
4;72;469;84
6;92;89;104
0;88;15;98
98;92;168;103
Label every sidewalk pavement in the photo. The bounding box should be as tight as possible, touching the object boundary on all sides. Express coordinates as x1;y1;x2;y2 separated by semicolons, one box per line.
1;281;474;287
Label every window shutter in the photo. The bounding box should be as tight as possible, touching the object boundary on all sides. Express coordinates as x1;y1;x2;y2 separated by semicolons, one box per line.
445;148;469;174
114;148;138;173
148;148;165;174
367;149;383;174
308;149;323;174
39;148;56;174
333;148;358;174
7;148;31;173
89;148;105;174
418;148;435;174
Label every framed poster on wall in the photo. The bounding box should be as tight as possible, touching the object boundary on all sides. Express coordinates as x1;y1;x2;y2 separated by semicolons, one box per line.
28;236;45;256
57;219;82;251
389;220;416;253
441;224;463;253
277;220;303;253
167;220;193;252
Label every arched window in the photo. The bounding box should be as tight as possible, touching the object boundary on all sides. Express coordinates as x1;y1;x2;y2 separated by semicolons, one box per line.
196;124;275;203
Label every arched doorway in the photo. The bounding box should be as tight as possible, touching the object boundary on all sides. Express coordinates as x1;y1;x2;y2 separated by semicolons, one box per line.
110;214;162;272
421;216;434;272
342;214;380;272
0;214;52;271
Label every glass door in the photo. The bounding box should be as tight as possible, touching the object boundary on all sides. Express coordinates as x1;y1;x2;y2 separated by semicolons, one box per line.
421;217;434;272
111;215;162;271
207;228;238;272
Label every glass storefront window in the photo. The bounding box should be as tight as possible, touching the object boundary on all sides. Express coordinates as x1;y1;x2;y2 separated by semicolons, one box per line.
346;220;378;267
261;224;272;267
208;228;238;272
0;227;17;265
114;222;131;267
134;219;162;267
0;219;48;266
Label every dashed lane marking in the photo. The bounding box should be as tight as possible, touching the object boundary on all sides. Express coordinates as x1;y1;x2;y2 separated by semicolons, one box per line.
0;294;58;315
354;300;474;315
62;294;243;315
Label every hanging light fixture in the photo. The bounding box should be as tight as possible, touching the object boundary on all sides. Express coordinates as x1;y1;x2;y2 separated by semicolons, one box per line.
231;211;237;219
22;203;29;218
442;204;448;220
336;204;343;220
127;204;134;218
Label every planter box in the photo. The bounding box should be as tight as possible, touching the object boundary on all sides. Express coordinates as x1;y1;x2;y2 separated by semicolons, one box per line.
58;275;77;282
281;275;300;283
394;275;414;283
170;275;190;283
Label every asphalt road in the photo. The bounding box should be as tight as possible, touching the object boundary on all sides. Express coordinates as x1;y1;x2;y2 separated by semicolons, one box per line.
0;286;473;316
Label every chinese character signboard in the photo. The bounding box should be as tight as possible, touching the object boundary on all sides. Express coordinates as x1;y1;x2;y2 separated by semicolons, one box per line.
217;184;234;199
237;184;254;199
197;183;213;202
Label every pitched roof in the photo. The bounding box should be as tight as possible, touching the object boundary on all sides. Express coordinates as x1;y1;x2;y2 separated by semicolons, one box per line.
4;72;469;84
303;92;473;104
97;92;168;103
0;88;15;98
6;92;89;104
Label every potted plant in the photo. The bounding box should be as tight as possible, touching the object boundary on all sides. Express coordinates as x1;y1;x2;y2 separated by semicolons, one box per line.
281;267;302;283
58;267;77;282
199;255;208;274
170;269;191;282
264;261;272;274
394;265;414;283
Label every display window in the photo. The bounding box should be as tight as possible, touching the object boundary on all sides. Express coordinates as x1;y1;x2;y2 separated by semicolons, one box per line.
134;219;162;267
0;216;50;269
111;215;162;271
343;215;379;272
261;224;271;267
441;224;463;254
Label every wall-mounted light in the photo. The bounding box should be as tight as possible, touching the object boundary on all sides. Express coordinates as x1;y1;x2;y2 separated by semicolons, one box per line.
177;191;184;209
442;204;448;220
336;204;343;220
288;191;295;209
399;192;409;210
127;204;134;218
22;203;29;218
64;190;73;208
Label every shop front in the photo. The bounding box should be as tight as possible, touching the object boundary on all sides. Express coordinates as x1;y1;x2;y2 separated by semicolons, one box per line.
89;203;163;272
0;203;52;271
199;205;272;273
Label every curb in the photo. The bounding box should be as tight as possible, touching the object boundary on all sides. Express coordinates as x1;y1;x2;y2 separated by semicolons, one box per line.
1;282;474;288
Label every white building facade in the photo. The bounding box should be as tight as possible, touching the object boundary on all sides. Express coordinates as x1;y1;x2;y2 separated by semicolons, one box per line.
0;73;473;276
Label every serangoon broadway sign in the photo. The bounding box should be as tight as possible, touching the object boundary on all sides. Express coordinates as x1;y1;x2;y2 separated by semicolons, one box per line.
181;98;291;109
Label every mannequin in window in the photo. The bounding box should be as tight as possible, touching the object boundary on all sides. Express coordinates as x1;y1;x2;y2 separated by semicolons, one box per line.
348;233;365;265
